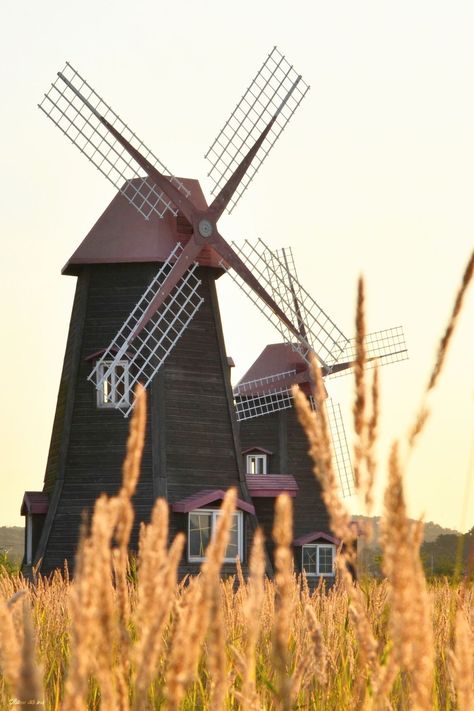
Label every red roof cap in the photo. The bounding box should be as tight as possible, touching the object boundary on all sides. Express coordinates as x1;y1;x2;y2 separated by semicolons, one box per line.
171;489;255;515
62;177;224;275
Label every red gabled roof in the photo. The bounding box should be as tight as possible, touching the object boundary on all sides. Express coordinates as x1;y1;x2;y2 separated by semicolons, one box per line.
171;489;255;515
237;343;308;386
62;177;223;275
246;474;298;498
21;492;49;516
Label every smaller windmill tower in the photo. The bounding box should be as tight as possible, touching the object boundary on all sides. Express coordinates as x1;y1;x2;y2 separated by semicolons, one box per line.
231;243;407;581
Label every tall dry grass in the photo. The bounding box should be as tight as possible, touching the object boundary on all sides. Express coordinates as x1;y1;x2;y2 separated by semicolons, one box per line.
0;249;473;709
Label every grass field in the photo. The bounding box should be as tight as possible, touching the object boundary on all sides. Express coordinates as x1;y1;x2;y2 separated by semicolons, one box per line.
0;252;472;710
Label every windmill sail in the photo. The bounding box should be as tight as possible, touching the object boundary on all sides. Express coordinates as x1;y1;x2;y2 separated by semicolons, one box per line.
234;370;296;421
88;243;203;416
328;325;408;378
39;62;190;221
224;239;348;369
205;47;310;214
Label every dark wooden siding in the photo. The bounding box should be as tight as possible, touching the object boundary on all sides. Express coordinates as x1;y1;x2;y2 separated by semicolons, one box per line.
239;406;332;572
39;263;251;577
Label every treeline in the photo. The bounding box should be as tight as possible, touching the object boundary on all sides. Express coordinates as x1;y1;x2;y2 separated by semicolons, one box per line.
358;527;474;579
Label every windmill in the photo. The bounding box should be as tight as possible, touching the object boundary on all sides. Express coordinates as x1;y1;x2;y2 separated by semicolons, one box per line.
231;239;407;497
21;48;405;581
228;241;406;566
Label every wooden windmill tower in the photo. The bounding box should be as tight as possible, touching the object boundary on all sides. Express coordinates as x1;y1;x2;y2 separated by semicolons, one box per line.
231;242;406;577
21;49;406;580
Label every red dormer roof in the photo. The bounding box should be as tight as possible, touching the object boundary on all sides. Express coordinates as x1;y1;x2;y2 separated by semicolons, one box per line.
171;489;255;515
62;177;224;275
21;492;49;516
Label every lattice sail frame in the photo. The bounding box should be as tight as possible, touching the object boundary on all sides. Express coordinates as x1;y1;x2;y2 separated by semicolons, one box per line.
234;374;354;497
39;62;190;221
205;47;310;214
329;325;408;378
88;244;203;417
234;370;296;421
225;239;348;369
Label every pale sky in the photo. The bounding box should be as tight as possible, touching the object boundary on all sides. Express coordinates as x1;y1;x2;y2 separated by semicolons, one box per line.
1;1;473;532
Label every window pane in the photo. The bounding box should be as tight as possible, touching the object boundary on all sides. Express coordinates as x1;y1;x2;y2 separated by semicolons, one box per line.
115;366;125;402
318;546;334;574
247;455;266;474
103;374;112;403
302;546;317;575
189;513;212;558
224;513;240;560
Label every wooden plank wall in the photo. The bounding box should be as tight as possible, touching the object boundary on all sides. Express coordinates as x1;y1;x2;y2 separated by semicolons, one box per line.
239;407;332;574
38;263;252;577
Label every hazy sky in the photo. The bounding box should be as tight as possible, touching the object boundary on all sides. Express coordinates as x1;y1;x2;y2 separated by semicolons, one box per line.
1;1;473;532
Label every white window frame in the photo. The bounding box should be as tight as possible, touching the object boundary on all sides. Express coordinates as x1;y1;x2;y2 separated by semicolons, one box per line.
246;453;268;475
301;544;336;577
188;509;243;563
96;360;130;409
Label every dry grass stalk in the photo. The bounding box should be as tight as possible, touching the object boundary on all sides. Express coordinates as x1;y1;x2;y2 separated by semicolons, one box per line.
353;276;367;493
409;249;474;447
449;606;474;711
380;443;434;709
165;489;237;710
352;276;379;513
239;527;265;710
63;384;147;710
0;594;21;691
16;598;43;709
272;494;294;711
292;360;354;552
133;527;185;709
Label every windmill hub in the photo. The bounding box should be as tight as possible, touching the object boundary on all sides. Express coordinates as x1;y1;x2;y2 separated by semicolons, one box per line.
198;218;213;239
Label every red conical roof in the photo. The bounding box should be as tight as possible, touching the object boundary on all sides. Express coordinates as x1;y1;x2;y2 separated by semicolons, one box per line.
62;178;223;275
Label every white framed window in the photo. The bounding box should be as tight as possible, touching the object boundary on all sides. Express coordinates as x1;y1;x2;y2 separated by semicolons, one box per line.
188;509;243;562
96;360;130;408
246;453;268;475
302;544;335;577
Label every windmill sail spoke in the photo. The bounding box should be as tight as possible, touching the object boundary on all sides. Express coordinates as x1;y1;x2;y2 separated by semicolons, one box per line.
226;239;348;369
205;47;310;214
89;243;204;416
329;325;408;379
39;62;190;220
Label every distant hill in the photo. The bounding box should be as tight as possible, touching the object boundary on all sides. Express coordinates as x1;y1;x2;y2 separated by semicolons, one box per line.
0;526;24;562
352;516;459;543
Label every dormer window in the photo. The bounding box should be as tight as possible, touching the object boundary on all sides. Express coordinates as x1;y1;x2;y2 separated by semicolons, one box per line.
242;447;272;475
96;360;130;408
